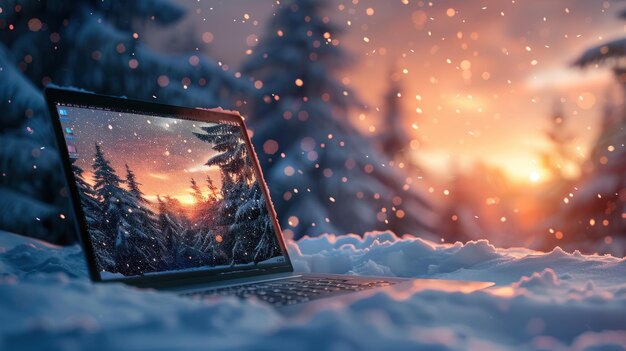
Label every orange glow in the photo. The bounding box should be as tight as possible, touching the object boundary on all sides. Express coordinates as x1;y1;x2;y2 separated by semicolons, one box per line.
488;286;515;298
529;171;541;183
176;194;196;206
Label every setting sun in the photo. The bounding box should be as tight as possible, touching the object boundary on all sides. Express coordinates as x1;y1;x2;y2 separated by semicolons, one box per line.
176;194;197;206
529;171;541;183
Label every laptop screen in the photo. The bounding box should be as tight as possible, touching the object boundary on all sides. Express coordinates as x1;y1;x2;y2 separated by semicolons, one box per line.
55;103;287;280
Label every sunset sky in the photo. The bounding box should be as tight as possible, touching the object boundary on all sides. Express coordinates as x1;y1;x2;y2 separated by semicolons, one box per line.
60;106;224;205
145;0;624;183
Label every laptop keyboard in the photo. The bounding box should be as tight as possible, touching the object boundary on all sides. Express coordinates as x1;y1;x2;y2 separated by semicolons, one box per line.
181;276;395;307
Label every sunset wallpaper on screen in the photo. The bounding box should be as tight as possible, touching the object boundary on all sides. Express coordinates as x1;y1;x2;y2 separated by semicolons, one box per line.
58;106;282;277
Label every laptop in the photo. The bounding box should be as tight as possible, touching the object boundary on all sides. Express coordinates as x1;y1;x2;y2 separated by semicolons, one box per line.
45;88;493;316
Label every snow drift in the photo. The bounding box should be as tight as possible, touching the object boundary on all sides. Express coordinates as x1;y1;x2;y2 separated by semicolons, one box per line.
1;230;626;350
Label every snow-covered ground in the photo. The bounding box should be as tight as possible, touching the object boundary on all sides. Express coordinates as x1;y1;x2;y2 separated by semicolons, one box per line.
1;230;625;350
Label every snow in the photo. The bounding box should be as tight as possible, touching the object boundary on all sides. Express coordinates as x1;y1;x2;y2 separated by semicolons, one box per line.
1;230;625;350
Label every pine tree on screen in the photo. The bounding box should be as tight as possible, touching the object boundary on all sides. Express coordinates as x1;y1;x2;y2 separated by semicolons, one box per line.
194;123;269;264
156;195;209;269
220;179;249;265
190;177;211;226
249;183;280;262
124;164;163;267
188;177;224;266
91;144;124;255
91;145;155;275
229;181;263;264
156;195;181;268
194;124;253;183
242;0;434;239
190;178;206;205
206;175;219;201
72;162;115;270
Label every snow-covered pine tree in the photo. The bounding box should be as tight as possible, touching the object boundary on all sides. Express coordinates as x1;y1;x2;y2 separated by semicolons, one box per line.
194;122;266;264
91;144;155;275
156;195;209;269
91;144;123;243
72;162;114;270
124;164;163;266
156;195;180;268
0;44;73;243
191;226;225;267
375;73;434;234
558;17;626;255
246;182;280;263
0;0;248;108
194;124;253;183
188;177;224;266
548;102;626;255
217;176;244;264
229;181;267;264
242;0;434;239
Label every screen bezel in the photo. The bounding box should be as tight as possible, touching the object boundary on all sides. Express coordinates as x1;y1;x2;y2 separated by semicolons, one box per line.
45;87;294;287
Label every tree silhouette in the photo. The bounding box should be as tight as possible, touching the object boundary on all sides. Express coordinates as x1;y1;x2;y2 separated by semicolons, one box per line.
242;0;434;239
206;175;219;201
378;74;412;162
190;178;206;205
562;12;626;254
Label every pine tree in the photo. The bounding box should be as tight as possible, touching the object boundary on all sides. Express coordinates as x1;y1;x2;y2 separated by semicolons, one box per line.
190;178;206;205
124;164;162;268
563;13;626;255
219;178;248;264
378;75;412;161
206;175;219;201
156;195;180;267
541;103;576;182
188;176;225;265
194;124;252;183
156;195;208;269
537;103;579;234
0;44;73;243
91;144;155;275
91;143;124;251
72;162;114;270
242;0;434;239
248;183;280;262
194;122;258;264
229;182;261;264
